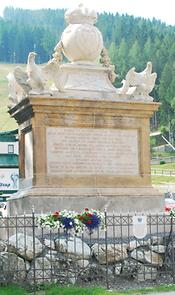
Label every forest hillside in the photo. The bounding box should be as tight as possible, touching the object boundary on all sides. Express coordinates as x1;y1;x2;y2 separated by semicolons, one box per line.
0;7;175;133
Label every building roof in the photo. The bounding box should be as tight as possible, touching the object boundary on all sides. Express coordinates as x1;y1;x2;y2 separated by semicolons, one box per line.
0;129;18;142
0;154;19;168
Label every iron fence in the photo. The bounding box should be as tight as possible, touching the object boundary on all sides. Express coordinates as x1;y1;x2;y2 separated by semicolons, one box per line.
0;212;175;292
151;169;175;176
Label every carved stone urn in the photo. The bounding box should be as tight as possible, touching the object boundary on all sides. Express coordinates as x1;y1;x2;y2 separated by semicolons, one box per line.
53;4;117;96
60;4;103;63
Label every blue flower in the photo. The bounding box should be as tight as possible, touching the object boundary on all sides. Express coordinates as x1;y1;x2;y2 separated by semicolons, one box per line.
85;214;101;230
60;217;75;229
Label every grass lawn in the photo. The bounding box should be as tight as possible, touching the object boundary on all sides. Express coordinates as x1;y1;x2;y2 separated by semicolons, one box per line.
0;285;28;295
151;175;175;184
152;151;175;158
151;162;175;184
2;284;175;295
42;285;175;294
152;163;175;170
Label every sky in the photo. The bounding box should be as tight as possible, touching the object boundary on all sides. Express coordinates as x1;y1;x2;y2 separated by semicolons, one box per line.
0;0;175;26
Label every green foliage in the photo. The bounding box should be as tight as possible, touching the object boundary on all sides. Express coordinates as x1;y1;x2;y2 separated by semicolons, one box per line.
160;160;166;165
150;137;156;152
160;125;169;135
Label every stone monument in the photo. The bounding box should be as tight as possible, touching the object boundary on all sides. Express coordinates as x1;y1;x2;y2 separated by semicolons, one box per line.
7;4;164;214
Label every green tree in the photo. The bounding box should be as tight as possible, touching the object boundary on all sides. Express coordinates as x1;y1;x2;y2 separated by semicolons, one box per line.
128;40;142;69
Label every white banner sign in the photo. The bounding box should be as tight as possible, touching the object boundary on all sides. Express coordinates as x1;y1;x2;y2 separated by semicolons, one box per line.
0;169;19;191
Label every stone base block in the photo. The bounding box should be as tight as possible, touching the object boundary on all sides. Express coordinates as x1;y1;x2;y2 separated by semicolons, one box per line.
7;187;164;215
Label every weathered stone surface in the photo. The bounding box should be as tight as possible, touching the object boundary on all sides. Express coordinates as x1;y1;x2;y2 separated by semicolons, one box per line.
114;263;122;275
52;259;77;285
47;127;139;176
149;236;164;245
0;240;6;251
27;257;53;283
144;250;163;266
92;243;128;264
127;239;152;251
134;236;163;248
44;249;76;284
7;233;43;261
130;249;145;262
0;252;28;282
67;275;76;285
127;240;139;251
76;259;89;268
45;249;71;265
45;250;59;261
120;62;157;101
122;258;143;278
131;249;163;266
137;265;157;281
127;237;164;251
44;238;55;250
78;263;110;282
61;6;103;63
55;236;91;259
123;258;157;281
0;231;170;285
150;245;166;254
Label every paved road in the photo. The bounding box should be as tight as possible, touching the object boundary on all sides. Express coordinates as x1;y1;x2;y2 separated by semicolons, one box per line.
154;184;175;193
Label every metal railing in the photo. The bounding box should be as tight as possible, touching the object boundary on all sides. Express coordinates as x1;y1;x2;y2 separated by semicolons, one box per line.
151;169;175;176
0;212;175;292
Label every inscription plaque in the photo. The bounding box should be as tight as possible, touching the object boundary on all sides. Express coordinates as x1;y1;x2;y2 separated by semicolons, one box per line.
46;127;139;175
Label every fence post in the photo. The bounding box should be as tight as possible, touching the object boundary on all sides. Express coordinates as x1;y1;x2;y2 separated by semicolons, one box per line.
32;209;36;293
104;210;109;289
169;215;175;283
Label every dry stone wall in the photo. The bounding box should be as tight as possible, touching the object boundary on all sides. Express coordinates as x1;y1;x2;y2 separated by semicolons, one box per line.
0;232;171;286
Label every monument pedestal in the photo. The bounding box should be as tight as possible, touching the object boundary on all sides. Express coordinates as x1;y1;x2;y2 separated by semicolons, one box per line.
8;187;163;215
8;95;164;215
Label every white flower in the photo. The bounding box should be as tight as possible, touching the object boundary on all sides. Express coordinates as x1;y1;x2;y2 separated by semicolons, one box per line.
37;208;105;234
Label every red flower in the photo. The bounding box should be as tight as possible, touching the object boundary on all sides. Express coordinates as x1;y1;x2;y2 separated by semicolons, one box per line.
165;206;171;212
85;208;89;211
79;216;84;220
53;211;60;217
87;220;92;224
87;213;93;217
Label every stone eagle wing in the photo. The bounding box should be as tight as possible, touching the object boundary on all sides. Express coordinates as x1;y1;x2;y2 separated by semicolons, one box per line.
14;67;32;94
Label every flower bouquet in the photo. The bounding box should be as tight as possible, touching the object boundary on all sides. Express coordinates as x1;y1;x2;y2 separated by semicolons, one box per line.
38;210;83;234
38;208;105;234
78;208;105;231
